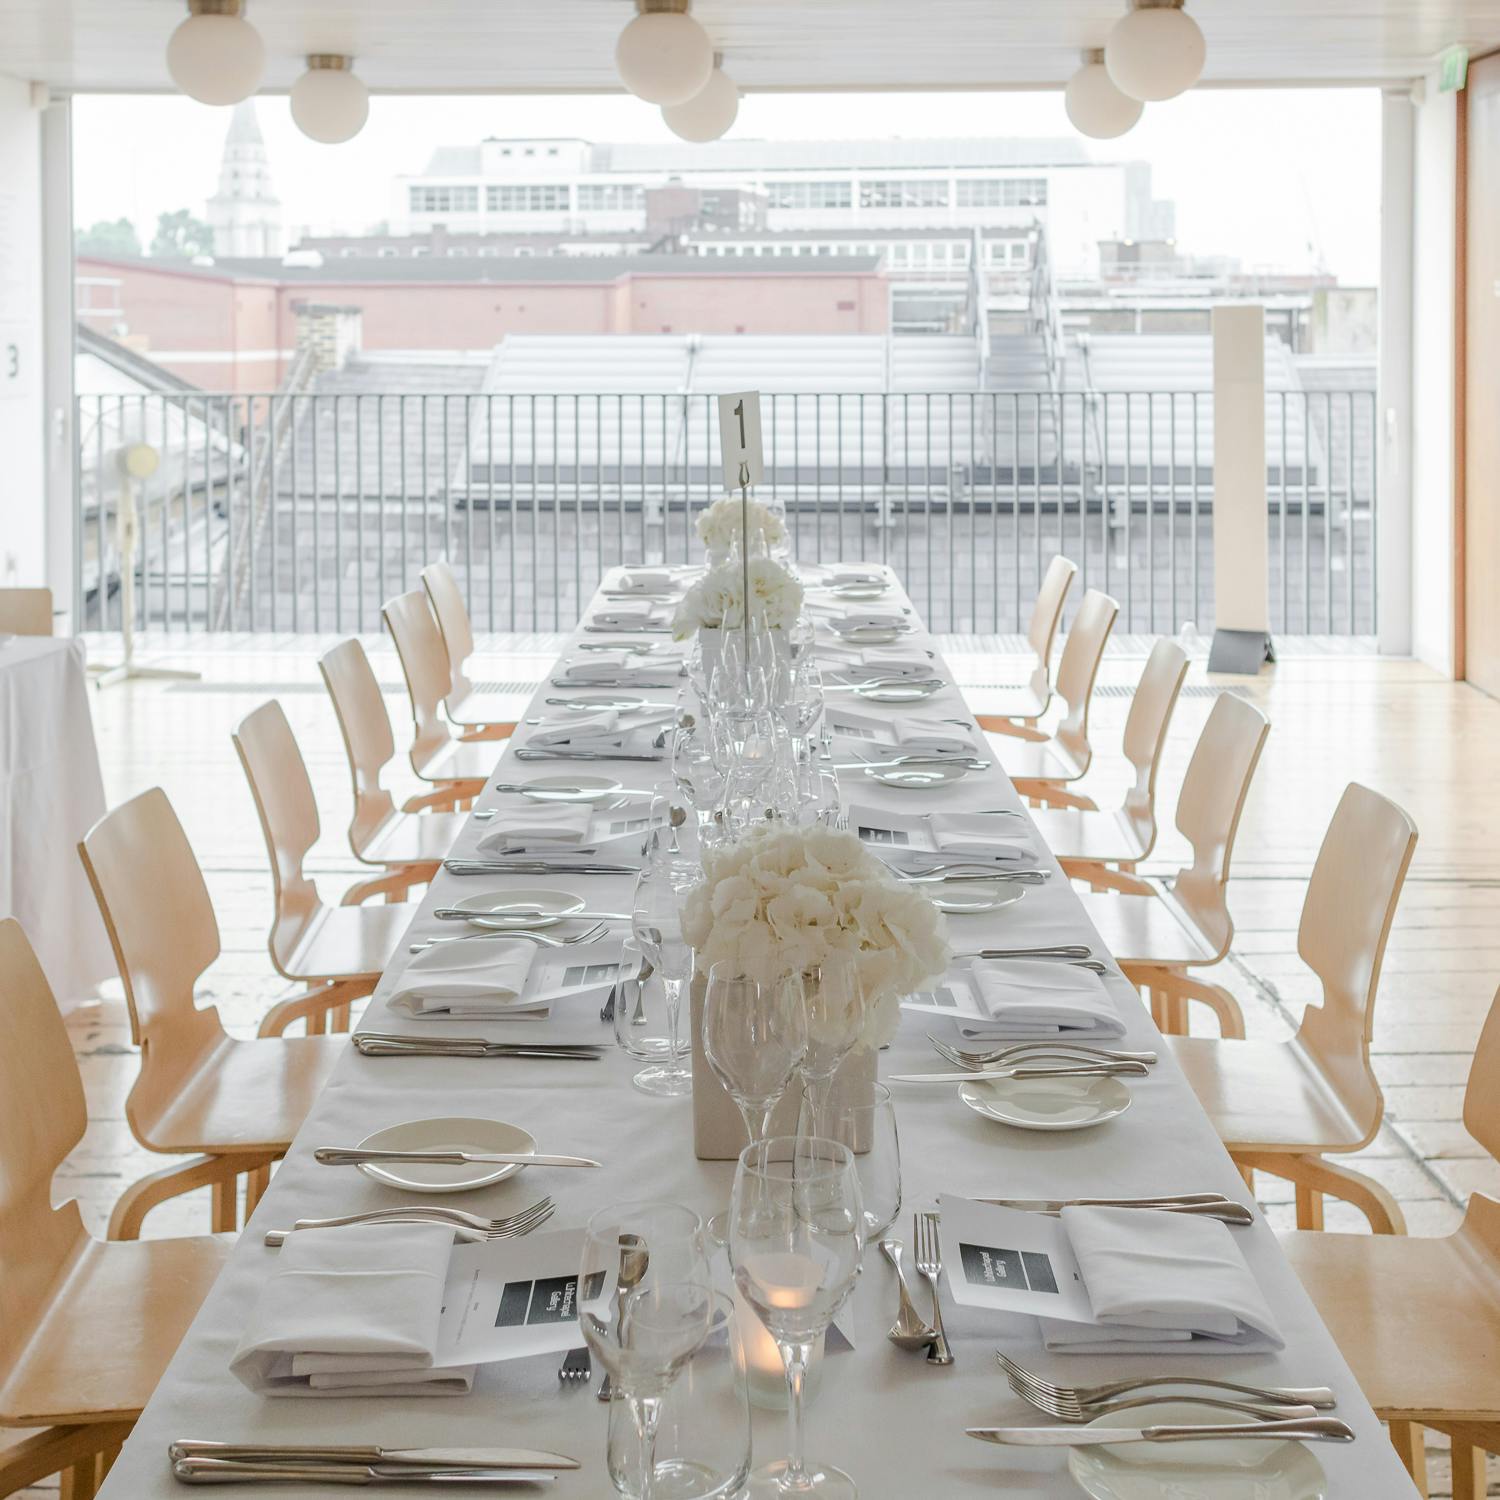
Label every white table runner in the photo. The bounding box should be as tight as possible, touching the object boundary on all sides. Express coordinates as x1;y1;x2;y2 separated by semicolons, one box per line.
97;569;1417;1498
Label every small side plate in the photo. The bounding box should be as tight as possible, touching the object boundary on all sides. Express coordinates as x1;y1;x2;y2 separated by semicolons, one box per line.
450;888;587;930
510;774;622;803
837;626;904;646
929;882;1026;915
864;761;970;790
854;680;943;703
354;1117;539;1193
959;1074;1132;1132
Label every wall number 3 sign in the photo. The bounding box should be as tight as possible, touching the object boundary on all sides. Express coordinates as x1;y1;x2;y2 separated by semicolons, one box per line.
0;322;32;398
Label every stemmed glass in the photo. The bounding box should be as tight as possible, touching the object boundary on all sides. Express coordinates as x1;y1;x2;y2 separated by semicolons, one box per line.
629;859;700;1096
729;1137;865;1499
580;1203;715;1500
796;956;867;1140
797;1083;903;1242
702;965;808;1149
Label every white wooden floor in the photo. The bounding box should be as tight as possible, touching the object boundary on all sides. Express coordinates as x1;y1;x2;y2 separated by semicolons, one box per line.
30;633;1500;1495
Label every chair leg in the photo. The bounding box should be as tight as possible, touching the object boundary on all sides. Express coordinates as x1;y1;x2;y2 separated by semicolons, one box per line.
1294;1181;1325;1230
0;1423;133;1498
1450;1440;1487;1500
108;1153;267;1240
59;1458;98;1500
341;869;419;906
1236;1151;1407;1235
975;715;1049;741
258;979;368;1038
1146;970;1246;1040
1238;1162;1256;1193
210;1174;238;1233
1017;783;1099;811
1386;1423;1428;1497
244;1161;273;1216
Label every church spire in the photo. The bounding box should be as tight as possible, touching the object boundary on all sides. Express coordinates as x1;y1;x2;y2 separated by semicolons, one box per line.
206;98;283;258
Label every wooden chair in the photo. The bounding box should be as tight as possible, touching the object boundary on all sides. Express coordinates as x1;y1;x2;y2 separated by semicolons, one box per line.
1027;639;1189;870
383;590;502;798
420;559;518;736
980;588;1119;785
318;639;467;903
1280;984;1500;1498
977;554;1076;724
0;588;52;636
233;700;417;1036
0;919;232;1500
78;788;343;1237
1168;782;1418;1236
1074;692;1270;1039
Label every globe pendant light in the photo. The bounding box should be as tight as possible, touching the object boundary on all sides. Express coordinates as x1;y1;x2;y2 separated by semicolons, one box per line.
166;0;266;106
1105;0;1206;103
616;0;714;106
291;55;370;144
662;55;739;142
1065;49;1144;139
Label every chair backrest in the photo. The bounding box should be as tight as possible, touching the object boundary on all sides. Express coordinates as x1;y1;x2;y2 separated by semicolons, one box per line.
1051;589;1118;772
0;919;90;1387
1023;556;1077;709
319;639;399;859
232;700;325;976
421;560;475;705
0;587;52;636
383;590;453;774
1465;986;1500;1167
78;788;225;1145
1296;783;1418;1145
1167;692;1271;960
1116;639;1190;853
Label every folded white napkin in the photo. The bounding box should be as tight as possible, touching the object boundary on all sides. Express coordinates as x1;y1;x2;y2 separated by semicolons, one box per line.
477;804;593;850
822;611;909;636
1040;1206;1284;1354
820;564;886;585
962;959;1124;1039
829;708;976;756
560;652;681;685
230;1225;476;1396
845;805;1035;865
617;569;676;592
591;608;666;630
528;709;619;743
388;941;538;1018
922;812;1035;860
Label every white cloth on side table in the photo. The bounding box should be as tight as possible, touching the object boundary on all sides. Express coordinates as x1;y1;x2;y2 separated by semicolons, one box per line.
230;1224;476;1396
1040;1206;1285;1355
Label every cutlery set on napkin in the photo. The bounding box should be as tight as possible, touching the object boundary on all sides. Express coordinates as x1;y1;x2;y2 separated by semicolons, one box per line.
826;707;980;759
902;959;1127;1044
387;939;628;1020
551;650;685;691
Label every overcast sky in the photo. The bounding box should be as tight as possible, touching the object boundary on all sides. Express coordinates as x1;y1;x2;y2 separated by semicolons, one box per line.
72;86;1382;283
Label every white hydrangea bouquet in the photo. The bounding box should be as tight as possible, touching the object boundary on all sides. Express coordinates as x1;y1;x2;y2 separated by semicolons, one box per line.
672;556;804;642
682;822;949;1049
697;496;787;563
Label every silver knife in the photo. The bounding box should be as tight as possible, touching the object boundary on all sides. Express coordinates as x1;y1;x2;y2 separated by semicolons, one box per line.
888;1063;1149;1082
314;1147;600;1169
173;1458;557;1484
979;1197;1256;1226
965;1417;1355;1446
170;1444;579;1469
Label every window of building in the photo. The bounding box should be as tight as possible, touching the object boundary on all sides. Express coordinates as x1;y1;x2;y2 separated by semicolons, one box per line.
447;247;468;256
409;184;479;213
765;180;853;211
577;183;645;212
859;178;949;209
485;184;570;212
1011;241;1029;263
955;177;1049;208
411;246;430;257
377;246;398;258
932;242;949;263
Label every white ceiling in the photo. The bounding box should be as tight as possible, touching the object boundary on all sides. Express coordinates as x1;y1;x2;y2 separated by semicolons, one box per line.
4;0;1499;95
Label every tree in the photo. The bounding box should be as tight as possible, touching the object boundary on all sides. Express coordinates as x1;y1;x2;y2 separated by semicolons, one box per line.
150;208;215;260
75;217;142;258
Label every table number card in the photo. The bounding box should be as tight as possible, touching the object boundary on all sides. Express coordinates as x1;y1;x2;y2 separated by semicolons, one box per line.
717;390;764;493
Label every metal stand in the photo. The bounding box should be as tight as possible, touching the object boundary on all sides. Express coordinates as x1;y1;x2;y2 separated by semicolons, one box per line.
1206;628;1275;676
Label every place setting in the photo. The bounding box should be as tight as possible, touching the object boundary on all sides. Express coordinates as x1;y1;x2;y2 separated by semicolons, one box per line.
551;648;687;692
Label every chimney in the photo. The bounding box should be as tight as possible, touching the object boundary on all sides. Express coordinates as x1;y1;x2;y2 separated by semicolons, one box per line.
292;301;363;372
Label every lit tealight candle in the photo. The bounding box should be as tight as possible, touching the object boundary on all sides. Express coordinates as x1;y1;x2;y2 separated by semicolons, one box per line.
733;1252;825;1411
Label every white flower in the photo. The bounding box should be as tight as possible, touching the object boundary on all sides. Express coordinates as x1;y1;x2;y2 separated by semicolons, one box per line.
683;823;949;1048
672;557;804;640
697;496;786;558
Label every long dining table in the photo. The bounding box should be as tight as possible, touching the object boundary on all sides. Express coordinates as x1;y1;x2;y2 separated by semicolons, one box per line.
100;565;1418;1499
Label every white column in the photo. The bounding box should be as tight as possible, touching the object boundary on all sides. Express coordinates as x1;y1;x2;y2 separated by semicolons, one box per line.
41;95;74;626
1378;88;1416;656
1208;303;1271;672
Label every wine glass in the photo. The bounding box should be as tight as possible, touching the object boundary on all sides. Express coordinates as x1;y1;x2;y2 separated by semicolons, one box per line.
580;1203;715;1500
729;1137;865;1499
797;1083;903;1242
703;965;808;1150
629;860;700;1096
797;956;867;1140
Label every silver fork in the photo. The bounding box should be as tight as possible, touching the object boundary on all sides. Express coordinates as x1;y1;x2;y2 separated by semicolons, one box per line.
1002;1374;1318;1424
408;921;607;954
994;1350;1337;1411
928;1035;1158;1069
263;1198;555;1248
912;1211;953;1366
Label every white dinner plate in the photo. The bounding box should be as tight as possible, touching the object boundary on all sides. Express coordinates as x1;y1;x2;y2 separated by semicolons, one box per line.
837;626;904;646
828;583;889;601
959;1073;1132;1131
353;1116;539;1193
1067;1401;1328;1500
864;761;970;790
448;888;586;930
853;680;943;703
511;774;622;803
928;882;1026;915
549;694;651;712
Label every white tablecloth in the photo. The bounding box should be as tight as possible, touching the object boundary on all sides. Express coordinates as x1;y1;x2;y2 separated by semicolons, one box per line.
0;635;114;1007
97;573;1418;1498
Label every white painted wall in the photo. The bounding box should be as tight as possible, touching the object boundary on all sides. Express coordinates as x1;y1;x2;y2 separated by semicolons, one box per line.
1409;77;1458;675
0;74;45;591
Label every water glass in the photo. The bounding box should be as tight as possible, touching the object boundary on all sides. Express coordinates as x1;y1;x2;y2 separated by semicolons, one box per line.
614;936;686;1066
702;964;808;1149
607;1292;751;1500
797;1083;903;1242
629;860;701;1096
797;957;867;1140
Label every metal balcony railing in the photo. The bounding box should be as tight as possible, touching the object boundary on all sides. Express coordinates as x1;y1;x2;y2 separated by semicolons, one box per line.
74;387;1377;639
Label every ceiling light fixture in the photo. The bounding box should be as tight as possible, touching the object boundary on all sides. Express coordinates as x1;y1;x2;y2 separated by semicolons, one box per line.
1105;0;1206;103
290;55;370;143
1064;49;1144;139
166;0;266;107
662;54;739;142
616;0;714;107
